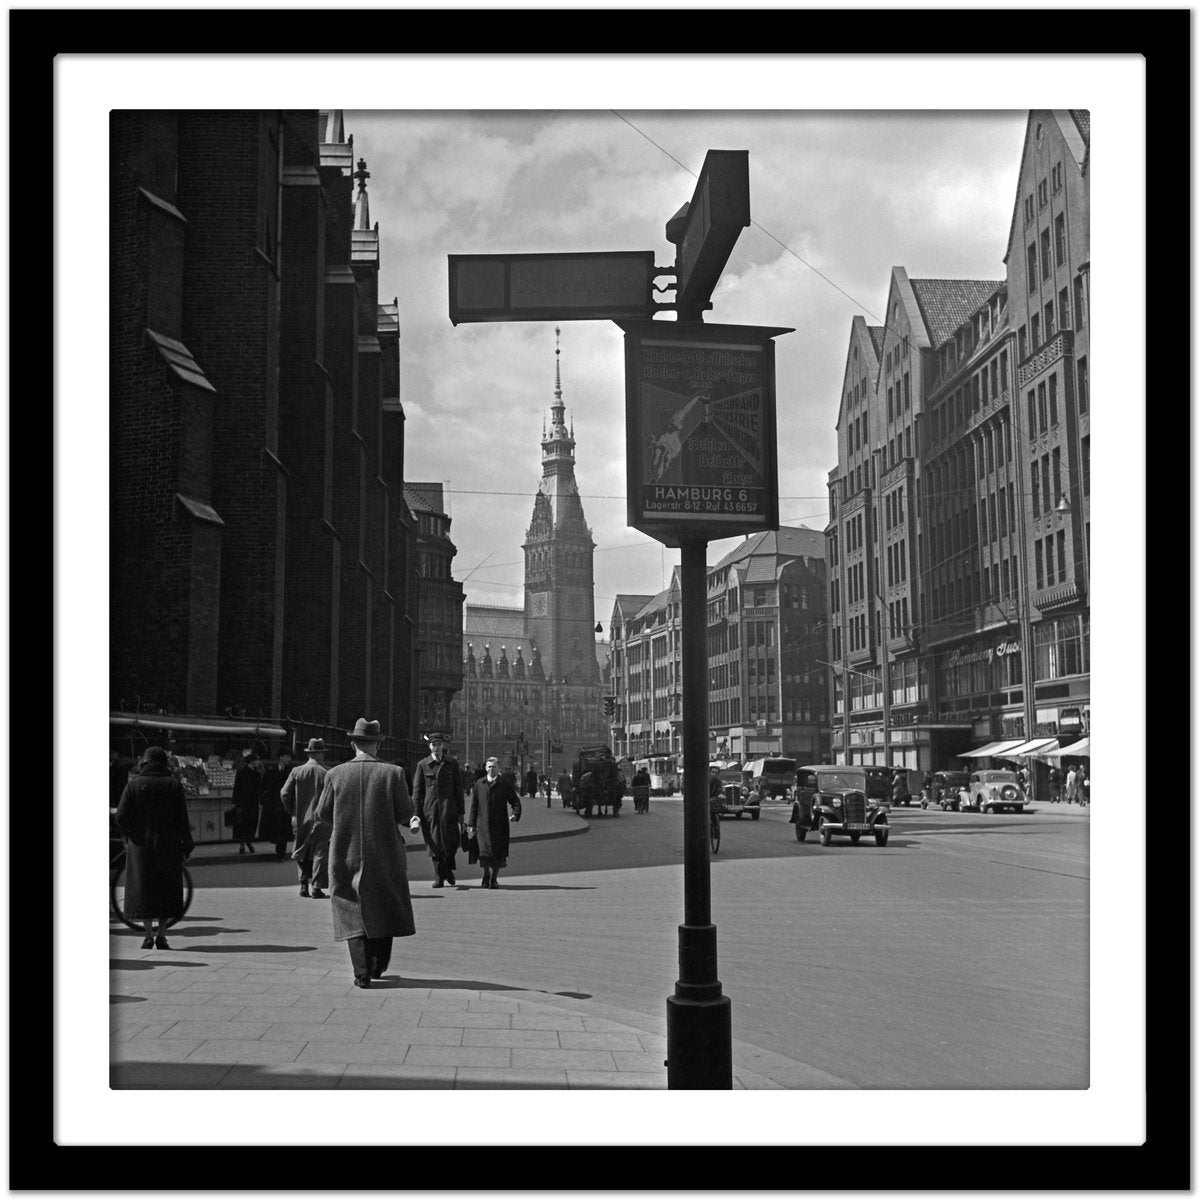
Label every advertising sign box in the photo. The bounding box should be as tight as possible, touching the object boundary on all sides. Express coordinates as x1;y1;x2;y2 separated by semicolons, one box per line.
619;320;791;546
449;251;656;325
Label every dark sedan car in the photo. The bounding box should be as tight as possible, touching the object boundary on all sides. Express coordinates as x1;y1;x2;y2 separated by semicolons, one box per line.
921;770;971;811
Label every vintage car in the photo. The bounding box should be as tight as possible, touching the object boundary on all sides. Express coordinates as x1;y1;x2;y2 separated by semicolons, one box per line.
715;768;761;820
746;755;797;801
790;765;890;846
863;765;895;808
921;770;971;811
958;769;1026;814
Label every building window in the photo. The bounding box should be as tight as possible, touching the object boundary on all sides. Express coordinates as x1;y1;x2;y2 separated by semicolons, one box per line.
1052;160;1063;192
1081;436;1090;496
1049;373;1059;426
1034;541;1044;589
1030;313;1040;350
1018;326;1028;360
1037;382;1047;432
1000;350;1008;391
1051;447;1062;506
1077;356;1089;413
1040;228;1051;280
1058;286;1070;333
1055;213;1066;267
1074;276;1086;332
1024;194;1035;225
1056;529;1067;585
887;387;894;423
1027;244;1038;291
1044;301;1055;339
1038;178;1048;209
1041;457;1051;515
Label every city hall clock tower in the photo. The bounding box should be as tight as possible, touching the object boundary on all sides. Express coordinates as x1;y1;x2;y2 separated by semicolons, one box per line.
523;329;599;687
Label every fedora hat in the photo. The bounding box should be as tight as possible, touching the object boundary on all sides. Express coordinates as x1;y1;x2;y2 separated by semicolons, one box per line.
424;730;451;745
348;718;383;742
303;737;326;754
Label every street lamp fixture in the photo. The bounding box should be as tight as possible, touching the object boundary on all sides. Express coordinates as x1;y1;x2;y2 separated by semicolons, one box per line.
1056;492;1072;515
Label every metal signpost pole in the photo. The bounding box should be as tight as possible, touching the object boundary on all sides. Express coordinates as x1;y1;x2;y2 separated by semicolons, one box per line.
666;535;731;1087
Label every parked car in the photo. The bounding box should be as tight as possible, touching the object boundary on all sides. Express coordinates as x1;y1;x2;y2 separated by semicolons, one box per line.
958;770;1026;814
790;765;890;846
921;770;971;811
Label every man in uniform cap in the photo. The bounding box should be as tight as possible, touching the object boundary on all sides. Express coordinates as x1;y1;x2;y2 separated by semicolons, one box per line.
315;719;416;987
411;731;465;887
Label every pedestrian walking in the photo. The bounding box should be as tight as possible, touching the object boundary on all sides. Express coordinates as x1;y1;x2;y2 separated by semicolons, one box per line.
258;749;294;860
315;718;416;988
284;738;330;898
1048;765;1062;804
632;764;651;814
522;766;538;798
1078;764;1089;806
557;769;573;809
467;756;522;889
540;773;551;808
231;751;262;853
1064;763;1078;805
891;770;911;807
412;731;465;887
114;746;194;950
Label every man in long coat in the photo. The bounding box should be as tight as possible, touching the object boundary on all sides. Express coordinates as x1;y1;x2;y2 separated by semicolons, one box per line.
284;738;330;898
315;719;416;988
467;756;521;888
411;731;465;887
231;751;261;853
258;749;294;860
115;746;194;949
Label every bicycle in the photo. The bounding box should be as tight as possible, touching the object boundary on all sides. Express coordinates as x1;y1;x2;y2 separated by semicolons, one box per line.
709;809;721;855
109;830;194;931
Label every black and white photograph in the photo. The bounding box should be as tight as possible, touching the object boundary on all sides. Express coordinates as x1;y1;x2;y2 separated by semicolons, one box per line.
31;19;1176;1180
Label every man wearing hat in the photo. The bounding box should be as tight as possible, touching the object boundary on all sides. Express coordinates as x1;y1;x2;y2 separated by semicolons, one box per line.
284;738;330;898
315;719;416;987
411;730;465;887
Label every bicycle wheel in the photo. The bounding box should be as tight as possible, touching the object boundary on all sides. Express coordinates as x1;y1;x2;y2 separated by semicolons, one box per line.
710;817;720;855
111;865;193;931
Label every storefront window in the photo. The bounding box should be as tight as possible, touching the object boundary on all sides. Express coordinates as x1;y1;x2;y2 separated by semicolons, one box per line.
1034;615;1089;681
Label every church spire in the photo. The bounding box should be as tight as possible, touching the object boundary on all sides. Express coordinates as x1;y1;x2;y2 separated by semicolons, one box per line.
353;157;371;230
541;325;575;476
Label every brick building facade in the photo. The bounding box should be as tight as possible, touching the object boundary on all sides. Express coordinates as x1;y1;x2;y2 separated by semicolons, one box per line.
111;109;421;765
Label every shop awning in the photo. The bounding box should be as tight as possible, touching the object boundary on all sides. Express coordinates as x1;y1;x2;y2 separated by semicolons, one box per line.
1050;736;1090;758
110;711;288;738
1003;738;1061;757
958;739;1028;758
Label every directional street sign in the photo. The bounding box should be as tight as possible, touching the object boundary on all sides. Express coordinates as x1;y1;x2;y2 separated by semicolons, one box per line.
448;251;657;325
619;319;791;546
667;151;750;320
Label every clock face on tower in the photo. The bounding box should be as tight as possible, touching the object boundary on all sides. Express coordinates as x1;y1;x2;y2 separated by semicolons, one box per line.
530;592;548;617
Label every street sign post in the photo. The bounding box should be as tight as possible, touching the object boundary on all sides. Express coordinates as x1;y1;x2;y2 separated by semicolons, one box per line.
619;320;791;547
448;251;658;325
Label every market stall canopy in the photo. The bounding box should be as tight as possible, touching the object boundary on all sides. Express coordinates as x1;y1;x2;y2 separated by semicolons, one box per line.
1003;738;1061;757
959;739;1028;758
110;711;288;738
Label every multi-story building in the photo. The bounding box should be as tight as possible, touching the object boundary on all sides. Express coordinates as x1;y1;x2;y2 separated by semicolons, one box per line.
448;332;606;776
824;109;1089;771
606;527;827;764
404;483;465;735
110;109;423;771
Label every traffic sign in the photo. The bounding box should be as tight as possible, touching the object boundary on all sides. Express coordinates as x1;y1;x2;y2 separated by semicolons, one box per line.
668;151;750;320
619;320;791;546
448;251;657;325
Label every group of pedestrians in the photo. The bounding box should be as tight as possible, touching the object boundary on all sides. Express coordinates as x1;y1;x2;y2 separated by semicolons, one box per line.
1048;762;1089;805
113;722;527;989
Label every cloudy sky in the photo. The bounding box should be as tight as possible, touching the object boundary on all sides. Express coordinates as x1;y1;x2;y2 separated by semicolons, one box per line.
345;109;1027;623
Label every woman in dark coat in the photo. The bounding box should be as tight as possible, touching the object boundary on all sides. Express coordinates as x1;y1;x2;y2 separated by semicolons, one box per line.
115;746;194;949
467;756;522;889
231;753;261;853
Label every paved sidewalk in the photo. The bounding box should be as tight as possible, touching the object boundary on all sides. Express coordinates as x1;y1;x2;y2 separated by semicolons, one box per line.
113;803;841;1090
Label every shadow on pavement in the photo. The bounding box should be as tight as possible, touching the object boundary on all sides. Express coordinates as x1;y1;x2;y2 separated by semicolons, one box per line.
371;976;591;1001
178;944;319;954
110;994;147;1004
110;959;210;971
